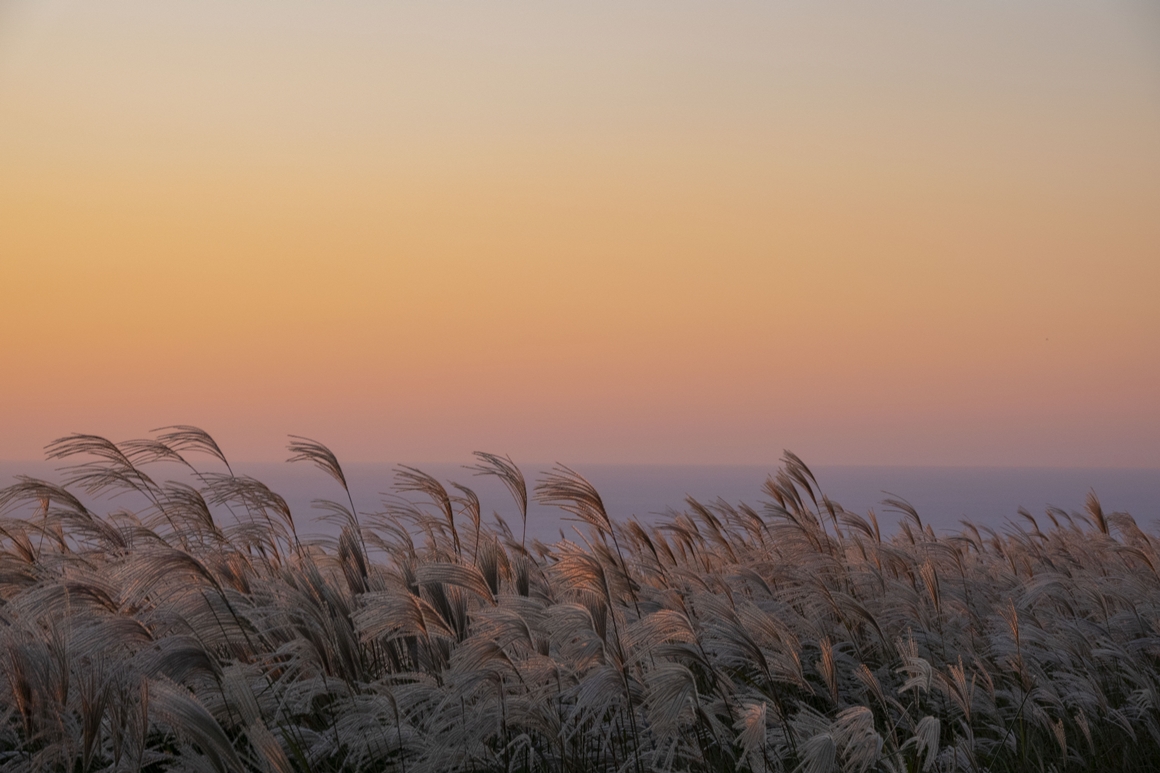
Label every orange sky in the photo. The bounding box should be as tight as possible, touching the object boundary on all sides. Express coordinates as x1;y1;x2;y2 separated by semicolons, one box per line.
1;1;1158;466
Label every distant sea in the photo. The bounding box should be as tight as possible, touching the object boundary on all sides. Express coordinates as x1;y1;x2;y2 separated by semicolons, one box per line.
3;460;1158;542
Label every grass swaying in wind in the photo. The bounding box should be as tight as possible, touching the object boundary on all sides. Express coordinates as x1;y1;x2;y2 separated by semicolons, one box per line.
1;430;1158;772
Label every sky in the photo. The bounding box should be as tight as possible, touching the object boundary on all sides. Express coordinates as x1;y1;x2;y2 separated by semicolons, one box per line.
0;0;1158;467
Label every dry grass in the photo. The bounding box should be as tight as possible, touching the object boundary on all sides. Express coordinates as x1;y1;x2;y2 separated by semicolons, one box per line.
1;429;1158;772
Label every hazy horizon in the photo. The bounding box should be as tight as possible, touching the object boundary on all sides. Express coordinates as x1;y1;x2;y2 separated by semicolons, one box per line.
4;455;1160;471
5;458;1158;540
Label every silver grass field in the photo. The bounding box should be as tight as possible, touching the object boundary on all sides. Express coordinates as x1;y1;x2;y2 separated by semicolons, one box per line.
1;429;1158;772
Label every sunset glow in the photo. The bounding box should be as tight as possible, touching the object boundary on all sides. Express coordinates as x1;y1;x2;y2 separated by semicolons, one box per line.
1;1;1158;465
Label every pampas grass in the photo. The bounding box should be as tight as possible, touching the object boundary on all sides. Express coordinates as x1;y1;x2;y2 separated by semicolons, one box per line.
1;429;1158;772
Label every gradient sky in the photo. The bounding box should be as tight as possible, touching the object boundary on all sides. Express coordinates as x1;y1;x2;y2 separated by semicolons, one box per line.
1;1;1158;466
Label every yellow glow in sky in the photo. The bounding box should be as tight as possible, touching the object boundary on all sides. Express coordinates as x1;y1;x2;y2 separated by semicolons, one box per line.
1;1;1158;465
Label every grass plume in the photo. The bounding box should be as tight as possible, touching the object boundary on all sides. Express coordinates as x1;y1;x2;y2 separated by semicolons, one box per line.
0;429;1158;772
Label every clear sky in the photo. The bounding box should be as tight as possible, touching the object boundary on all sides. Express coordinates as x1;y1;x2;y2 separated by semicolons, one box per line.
1;1;1158;466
